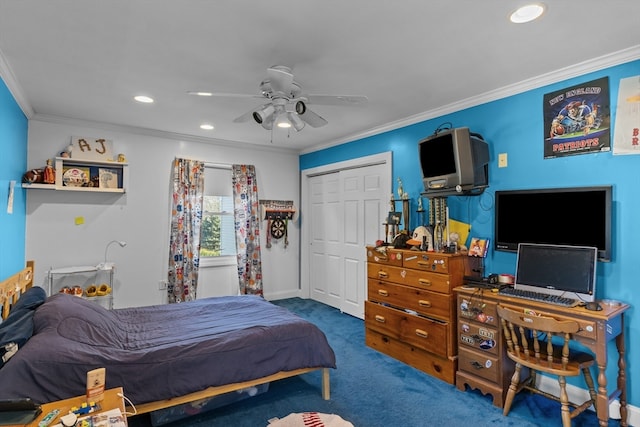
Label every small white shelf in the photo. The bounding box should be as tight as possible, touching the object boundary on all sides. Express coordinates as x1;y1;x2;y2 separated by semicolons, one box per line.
23;157;128;193
48;264;114;309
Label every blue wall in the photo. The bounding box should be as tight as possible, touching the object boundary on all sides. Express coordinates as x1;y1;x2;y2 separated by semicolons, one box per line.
301;59;640;406
0;77;28;278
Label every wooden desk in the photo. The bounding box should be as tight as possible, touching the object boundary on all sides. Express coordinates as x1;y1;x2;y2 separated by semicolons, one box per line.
26;387;127;427
454;287;629;427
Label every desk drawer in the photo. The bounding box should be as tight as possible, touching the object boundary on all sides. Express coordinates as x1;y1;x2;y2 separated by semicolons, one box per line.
365;301;448;358
458;347;501;383
368;279;451;321
458;319;500;356
458;295;499;327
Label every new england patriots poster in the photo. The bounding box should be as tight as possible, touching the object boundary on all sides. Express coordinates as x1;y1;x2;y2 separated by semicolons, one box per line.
543;77;610;158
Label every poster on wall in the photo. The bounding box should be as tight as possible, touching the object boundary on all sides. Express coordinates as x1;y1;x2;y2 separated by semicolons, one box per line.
612;75;640;155
543;77;610;159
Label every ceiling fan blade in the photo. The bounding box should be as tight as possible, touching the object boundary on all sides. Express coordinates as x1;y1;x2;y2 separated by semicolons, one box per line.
299;108;328;128
267;66;294;95
305;94;368;106
188;91;262;99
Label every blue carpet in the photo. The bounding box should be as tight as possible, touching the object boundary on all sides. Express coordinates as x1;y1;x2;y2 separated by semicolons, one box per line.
128;298;617;427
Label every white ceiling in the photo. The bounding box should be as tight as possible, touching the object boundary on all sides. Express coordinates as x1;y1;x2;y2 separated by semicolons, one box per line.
0;1;638;153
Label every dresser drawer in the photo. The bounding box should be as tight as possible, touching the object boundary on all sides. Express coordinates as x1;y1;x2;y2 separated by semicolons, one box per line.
457;294;499;327
365;329;456;385
458;347;501;383
368;279;452;321
365;301;448;358
402;268;452;294
366;246;403;266
402;252;453;274
458;319;500;356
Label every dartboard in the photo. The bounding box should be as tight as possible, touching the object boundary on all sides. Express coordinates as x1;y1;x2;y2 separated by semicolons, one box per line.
270;218;286;239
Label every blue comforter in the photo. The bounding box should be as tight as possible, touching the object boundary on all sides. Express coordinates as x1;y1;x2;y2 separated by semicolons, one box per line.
0;294;336;404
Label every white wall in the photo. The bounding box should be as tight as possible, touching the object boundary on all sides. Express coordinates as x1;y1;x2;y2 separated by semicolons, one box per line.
25;119;302;308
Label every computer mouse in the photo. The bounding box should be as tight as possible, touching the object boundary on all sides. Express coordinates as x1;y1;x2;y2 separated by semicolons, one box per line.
585;301;603;311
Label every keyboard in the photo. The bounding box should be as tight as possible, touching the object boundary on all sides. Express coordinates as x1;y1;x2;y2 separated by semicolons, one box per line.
497;287;580;308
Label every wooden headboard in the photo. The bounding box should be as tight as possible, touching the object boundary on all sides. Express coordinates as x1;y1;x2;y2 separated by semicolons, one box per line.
0;260;35;320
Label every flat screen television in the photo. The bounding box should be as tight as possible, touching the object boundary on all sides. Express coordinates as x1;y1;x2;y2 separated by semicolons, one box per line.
418;127;489;197
494;186;612;261
515;243;597;302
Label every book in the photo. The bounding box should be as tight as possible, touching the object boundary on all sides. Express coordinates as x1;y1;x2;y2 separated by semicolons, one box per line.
468;237;489;258
78;408;126;427
86;368;106;402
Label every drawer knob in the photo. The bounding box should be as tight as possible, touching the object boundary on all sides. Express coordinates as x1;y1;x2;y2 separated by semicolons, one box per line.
418;278;432;286
470;361;484;370
377;289;389;297
416;261;430;267
415;329;429;338
418;300;431;308
377;271;388;279
375;315;386;323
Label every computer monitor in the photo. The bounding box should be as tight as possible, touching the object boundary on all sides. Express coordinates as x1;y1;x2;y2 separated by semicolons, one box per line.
514;243;597;303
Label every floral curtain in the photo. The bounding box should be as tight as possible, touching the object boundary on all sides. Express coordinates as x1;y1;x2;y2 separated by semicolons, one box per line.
232;164;263;295
167;158;205;303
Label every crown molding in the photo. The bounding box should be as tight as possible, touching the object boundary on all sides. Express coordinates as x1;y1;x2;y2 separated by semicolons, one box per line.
302;45;640;155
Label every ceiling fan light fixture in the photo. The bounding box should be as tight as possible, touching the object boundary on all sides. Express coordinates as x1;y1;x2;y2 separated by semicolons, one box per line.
289;113;305;131
276;113;292;128
252;104;275;124
295;100;306;115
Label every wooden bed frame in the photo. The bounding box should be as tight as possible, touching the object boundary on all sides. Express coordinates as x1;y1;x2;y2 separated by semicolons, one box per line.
0;260;34;320
0;261;330;416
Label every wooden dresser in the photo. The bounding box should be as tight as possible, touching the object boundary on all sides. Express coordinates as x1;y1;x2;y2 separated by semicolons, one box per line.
365;246;465;384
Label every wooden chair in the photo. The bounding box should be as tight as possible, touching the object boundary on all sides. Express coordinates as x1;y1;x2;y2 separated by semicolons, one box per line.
496;305;597;427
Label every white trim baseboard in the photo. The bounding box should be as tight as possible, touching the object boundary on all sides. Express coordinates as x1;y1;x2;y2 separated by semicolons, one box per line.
537;374;638;425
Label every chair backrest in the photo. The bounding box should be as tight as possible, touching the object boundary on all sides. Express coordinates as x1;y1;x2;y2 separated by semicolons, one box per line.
496;304;581;375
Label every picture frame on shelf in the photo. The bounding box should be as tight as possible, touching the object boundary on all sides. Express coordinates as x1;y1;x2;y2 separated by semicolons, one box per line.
468;237;489;258
99;168;119;189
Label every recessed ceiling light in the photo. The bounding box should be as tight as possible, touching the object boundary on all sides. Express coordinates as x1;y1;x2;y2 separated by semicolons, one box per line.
200;124;214;130
189;91;213;97
510;3;545;23
134;95;154;103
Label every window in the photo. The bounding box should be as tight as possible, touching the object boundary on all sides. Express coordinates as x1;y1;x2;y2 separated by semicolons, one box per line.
200;167;236;267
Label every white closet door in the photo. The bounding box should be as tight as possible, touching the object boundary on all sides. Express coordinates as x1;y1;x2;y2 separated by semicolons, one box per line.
306;159;389;319
340;164;388;318
309;172;342;308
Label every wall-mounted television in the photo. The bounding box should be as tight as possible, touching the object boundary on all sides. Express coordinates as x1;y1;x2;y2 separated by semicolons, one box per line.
515;243;598;302
494;186;612;261
418;127;489;197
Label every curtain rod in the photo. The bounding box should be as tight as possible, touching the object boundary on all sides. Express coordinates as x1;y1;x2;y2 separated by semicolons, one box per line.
204;162;232;170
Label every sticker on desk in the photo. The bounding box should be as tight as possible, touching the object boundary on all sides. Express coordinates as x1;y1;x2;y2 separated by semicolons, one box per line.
479;339;496;350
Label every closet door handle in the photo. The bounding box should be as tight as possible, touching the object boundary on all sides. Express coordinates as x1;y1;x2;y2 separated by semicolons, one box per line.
375;315;386;323
377;289;389;297
418;300;431;308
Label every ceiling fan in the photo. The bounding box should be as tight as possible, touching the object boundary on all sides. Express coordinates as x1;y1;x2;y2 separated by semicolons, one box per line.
189;65;368;132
